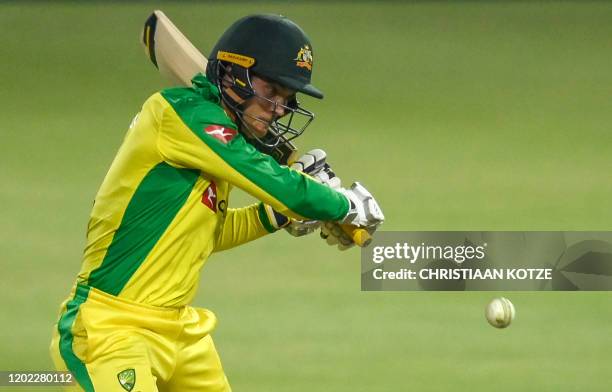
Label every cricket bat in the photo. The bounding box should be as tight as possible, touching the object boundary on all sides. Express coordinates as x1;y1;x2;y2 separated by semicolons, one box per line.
141;10;372;248
142;10;207;87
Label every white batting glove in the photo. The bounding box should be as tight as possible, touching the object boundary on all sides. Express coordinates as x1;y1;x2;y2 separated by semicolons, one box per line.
290;148;327;174
339;182;384;228
290;149;341;190
312;163;341;190
319;182;384;250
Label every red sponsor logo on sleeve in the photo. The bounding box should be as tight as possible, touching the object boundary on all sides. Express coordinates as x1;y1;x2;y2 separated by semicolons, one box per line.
201;181;218;212
204;125;237;144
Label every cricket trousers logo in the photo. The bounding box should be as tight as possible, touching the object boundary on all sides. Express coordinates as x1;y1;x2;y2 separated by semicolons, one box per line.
201;182;218;212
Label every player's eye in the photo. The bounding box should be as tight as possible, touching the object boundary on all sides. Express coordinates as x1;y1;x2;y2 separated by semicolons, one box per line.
266;86;279;100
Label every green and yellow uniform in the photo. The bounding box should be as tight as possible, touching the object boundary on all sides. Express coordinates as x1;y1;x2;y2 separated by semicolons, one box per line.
50;75;348;391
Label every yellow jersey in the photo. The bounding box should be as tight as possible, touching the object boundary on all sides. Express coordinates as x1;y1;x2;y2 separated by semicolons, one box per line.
74;74;348;307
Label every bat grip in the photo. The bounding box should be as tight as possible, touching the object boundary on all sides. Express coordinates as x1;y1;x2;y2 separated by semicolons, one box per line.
340;224;372;247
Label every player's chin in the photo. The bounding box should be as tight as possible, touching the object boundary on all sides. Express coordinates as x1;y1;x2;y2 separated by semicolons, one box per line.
251;120;271;138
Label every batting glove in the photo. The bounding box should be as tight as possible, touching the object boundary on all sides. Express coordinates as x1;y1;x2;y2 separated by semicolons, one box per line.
320;222;355;251
290;149;341;190
339;182;384;228
320;182;384;250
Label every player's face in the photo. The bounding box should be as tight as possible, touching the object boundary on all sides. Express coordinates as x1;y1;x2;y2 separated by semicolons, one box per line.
241;77;296;138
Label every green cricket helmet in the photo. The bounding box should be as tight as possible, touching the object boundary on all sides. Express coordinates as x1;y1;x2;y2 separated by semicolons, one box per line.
206;14;323;157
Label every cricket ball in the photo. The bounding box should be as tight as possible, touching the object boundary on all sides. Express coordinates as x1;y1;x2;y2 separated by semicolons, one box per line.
485;297;515;329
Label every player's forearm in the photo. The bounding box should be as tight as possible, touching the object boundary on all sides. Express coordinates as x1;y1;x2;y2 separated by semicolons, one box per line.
259;171;349;221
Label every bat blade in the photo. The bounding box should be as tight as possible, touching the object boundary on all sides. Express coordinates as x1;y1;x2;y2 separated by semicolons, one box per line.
142;10;207;86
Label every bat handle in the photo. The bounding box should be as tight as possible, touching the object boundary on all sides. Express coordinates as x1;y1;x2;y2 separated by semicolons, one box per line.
340;224;372;247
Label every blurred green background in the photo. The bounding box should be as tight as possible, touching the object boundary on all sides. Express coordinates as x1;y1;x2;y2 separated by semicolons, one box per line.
2;1;612;391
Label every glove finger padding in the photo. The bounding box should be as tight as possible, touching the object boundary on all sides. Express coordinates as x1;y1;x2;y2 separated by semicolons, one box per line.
291;150;341;189
290;148;327;174
321;222;355;251
314;163;341;189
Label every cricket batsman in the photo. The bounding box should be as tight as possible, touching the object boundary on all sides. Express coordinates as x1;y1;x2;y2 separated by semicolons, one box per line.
50;14;384;391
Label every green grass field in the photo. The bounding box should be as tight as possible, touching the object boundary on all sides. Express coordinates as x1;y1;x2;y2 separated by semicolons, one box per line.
2;1;612;391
